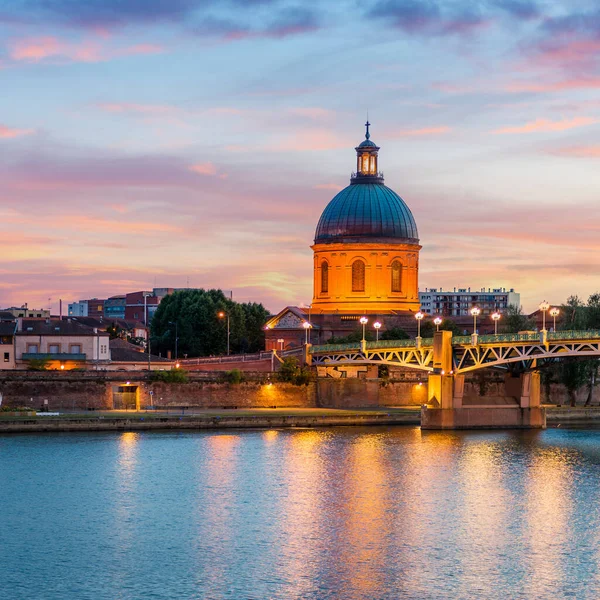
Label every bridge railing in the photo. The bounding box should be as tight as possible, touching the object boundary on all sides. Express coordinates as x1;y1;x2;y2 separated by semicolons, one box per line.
366;339;417;350
311;342;361;353
548;329;600;341
310;330;600;355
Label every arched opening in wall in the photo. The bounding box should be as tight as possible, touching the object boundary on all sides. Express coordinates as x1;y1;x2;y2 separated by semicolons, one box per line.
391;260;402;293
321;261;329;294
352;260;365;292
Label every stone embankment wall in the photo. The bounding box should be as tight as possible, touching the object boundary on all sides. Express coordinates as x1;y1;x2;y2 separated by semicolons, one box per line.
0;370;595;411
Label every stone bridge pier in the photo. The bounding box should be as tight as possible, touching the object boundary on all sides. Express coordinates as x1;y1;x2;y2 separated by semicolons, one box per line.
421;331;546;430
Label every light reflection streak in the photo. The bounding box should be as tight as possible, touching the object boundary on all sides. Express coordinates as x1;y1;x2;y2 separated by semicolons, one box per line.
196;434;241;594
523;446;574;597
275;430;325;598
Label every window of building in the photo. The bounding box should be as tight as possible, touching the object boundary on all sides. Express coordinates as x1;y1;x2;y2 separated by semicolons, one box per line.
27;344;39;353
4;352;9;362
321;261;329;294
70;344;82;354
48;344;60;354
352;260;365;292
391;260;402;293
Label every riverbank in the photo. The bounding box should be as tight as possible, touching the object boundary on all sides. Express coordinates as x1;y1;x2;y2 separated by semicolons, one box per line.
2;405;600;433
0;407;421;433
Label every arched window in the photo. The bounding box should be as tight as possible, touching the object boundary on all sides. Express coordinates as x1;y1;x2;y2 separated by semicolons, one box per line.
321;261;329;294
391;260;402;293
352;260;365;292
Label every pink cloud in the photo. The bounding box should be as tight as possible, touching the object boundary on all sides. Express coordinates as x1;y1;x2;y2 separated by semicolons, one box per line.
189;162;218;176
492;117;597;134
506;78;600;93
8;35;164;64
314;183;343;191
552;146;600;158
289;107;335;120
0;124;33;139
390;126;452;137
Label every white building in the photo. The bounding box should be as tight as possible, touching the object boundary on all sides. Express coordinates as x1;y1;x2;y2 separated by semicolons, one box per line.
419;287;521;317
68;301;88;317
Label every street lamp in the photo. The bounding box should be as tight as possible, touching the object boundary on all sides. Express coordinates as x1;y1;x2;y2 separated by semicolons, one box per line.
433;316;442;332
168;320;179;360
415;312;424;338
373;321;381;341
218;311;230;355
470;307;481;334
360;316;368;342
302;320;312;344
539;301;550;331
491;311;501;335
550;307;560;331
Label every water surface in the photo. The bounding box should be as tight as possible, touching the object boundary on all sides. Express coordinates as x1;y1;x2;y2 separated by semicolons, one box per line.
1;426;600;599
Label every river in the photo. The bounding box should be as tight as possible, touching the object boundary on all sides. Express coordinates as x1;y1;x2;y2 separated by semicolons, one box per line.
1;426;600;599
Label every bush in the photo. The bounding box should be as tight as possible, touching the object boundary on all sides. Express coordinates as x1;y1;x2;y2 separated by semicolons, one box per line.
26;358;50;371
277;357;312;386
221;369;245;384
149;369;189;383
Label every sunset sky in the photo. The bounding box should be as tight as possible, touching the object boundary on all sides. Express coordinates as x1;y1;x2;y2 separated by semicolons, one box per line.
2;0;600;314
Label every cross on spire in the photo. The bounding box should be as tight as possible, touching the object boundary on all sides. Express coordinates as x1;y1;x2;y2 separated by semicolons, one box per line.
365;120;371;140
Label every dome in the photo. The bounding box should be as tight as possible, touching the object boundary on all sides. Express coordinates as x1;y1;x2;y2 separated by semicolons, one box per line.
358;139;377;148
314;182;419;244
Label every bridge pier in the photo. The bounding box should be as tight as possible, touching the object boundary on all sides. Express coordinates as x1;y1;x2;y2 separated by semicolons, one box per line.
421;332;546;430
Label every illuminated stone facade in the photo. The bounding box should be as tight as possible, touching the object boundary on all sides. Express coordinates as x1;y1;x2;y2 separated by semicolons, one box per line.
311;122;421;314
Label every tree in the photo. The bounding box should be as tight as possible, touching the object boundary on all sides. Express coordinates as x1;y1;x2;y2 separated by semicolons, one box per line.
150;289;269;357
380;327;409;340
421;318;460;338
500;304;535;333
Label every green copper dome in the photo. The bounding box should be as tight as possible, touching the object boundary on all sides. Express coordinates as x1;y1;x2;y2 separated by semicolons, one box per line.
314;122;419;244
314;182;419;243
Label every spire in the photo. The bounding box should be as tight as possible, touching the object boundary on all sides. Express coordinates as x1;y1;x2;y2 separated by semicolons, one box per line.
365;120;371;140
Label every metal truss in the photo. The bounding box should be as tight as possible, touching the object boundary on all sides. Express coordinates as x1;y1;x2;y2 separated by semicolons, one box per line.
453;340;600;374
310;346;434;372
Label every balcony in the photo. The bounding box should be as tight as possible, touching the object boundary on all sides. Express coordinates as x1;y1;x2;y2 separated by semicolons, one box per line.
22;353;87;361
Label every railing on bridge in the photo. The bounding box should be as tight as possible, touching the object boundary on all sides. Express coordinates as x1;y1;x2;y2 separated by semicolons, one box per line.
311;330;600;355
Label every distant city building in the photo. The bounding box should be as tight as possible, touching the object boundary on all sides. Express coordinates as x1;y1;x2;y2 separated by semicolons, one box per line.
419;287;520;316
103;295;126;320
125;291;160;324
68;298;105;317
1;305;51;319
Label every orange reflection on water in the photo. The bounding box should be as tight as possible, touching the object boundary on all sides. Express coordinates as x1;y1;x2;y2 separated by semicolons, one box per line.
455;438;511;596
198;434;241;591
523;446;574;596
337;433;387;598
276;429;326;598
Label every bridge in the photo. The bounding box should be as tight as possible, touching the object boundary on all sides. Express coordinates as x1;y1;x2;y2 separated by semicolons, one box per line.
308;330;600;430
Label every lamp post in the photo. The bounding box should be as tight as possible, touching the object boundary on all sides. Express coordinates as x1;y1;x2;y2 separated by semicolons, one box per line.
491;311;501;335
550;307;560;331
360;316;368;342
218;311;230;355
415;312;424;338
433;317;442;332
539;301;550;332
470;307;481;334
373;321;381;341
168;320;179;360
302;321;312;344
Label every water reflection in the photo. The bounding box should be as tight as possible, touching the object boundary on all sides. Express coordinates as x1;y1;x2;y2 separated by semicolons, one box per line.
3;427;600;600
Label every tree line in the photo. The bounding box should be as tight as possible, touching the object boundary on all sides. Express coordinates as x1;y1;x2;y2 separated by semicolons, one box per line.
150;289;269;358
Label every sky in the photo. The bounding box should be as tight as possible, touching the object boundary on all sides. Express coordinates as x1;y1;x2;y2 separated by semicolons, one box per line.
1;0;600;314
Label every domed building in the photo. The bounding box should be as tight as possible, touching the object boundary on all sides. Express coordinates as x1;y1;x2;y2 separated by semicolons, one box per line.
311;122;420;314
265;123;422;350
